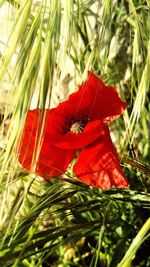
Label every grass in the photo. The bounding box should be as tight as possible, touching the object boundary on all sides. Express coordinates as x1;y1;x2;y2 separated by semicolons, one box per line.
0;0;150;266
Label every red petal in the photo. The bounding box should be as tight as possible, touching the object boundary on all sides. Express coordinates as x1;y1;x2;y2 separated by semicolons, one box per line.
18;110;76;178
77;72;126;122
73;126;129;189
46;72;126;131
37;143;76;179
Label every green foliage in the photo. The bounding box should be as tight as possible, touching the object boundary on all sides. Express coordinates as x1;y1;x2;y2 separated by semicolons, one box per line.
0;0;149;266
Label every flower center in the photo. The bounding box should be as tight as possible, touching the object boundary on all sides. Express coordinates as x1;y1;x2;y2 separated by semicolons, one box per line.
70;121;84;134
63;114;90;134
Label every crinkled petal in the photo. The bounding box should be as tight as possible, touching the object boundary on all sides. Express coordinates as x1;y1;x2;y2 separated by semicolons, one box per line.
18;114;76;178
44;72;126;140
76;72;126;122
53;72;126;123
73;127;129;189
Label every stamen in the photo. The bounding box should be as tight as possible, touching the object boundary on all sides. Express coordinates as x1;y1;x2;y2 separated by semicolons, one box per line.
70;122;84;134
63;114;90;134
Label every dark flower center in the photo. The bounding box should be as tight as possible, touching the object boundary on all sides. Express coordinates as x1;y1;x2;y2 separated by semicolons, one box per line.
63;114;90;134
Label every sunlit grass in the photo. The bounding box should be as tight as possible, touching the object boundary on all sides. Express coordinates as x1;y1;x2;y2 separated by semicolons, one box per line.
0;0;149;266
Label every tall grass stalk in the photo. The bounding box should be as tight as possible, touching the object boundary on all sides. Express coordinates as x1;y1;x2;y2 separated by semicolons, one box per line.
0;0;149;266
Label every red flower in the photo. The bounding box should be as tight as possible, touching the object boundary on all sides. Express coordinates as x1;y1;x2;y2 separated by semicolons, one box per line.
18;72;129;189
